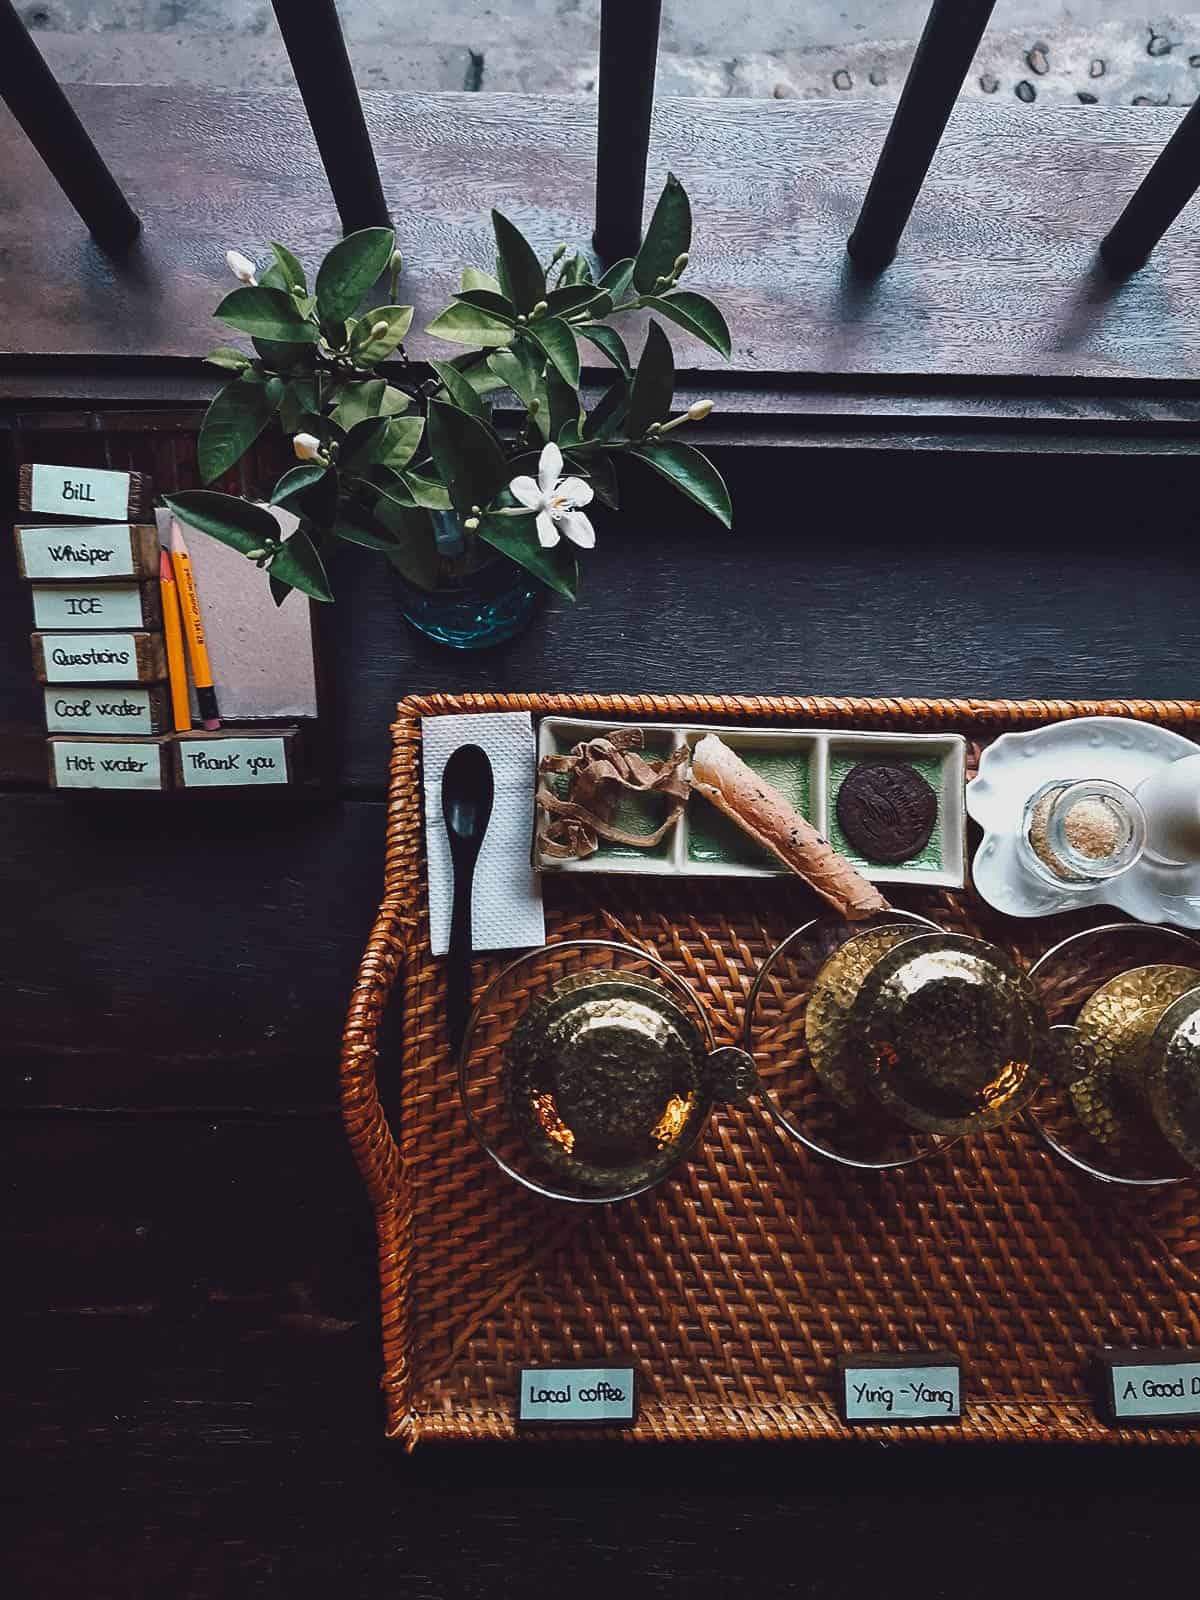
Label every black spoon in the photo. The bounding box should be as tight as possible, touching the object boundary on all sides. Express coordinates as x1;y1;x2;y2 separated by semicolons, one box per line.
441;743;495;1056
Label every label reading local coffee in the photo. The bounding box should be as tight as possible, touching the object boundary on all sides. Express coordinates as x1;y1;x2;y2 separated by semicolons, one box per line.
839;1355;961;1423
517;1367;637;1427
17;524;138;579
44;687;156;736
30;464;131;520
32;584;146;630
51;739;165;790
1098;1351;1200;1423
39;633;139;683
177;736;290;788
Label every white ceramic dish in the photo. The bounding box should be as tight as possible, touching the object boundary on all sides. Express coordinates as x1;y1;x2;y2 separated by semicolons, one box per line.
535;717;967;887
966;716;1200;925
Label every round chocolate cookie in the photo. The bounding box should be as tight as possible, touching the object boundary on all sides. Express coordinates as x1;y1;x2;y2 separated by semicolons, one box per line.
836;762;938;864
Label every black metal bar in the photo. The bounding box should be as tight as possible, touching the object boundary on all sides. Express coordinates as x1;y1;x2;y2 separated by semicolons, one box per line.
0;0;140;253
593;0;663;262
847;0;997;272
271;0;389;234
1100;99;1200;275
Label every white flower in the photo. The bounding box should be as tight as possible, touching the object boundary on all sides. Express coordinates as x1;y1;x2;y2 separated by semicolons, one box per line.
293;432;324;462
508;442;595;550
226;249;258;286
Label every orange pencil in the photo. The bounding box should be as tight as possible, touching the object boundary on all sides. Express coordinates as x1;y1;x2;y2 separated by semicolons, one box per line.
159;549;191;733
168;518;221;730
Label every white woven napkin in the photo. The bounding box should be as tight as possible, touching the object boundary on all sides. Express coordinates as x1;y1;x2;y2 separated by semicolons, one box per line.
422;712;546;957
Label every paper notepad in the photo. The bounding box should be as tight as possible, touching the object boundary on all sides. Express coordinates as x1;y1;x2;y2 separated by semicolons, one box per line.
422;712;546;958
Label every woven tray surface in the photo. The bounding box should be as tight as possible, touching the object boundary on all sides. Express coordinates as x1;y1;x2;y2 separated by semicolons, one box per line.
340;693;1200;1447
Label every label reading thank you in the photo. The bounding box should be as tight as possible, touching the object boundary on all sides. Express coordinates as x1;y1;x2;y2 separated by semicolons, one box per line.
517;1367;637;1426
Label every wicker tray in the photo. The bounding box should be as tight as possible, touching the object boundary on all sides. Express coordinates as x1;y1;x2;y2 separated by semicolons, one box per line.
341;694;1200;1448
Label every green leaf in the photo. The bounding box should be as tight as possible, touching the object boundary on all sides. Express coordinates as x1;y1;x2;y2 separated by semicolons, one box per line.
447;353;507;397
573;449;618;510
626;319;675;436
268;241;307;296
426;399;509;515
453;288;516;322
557;254;594;287
630;438;731;528
377;415;425;470
639;291;731;359
379;385;411;415
197;374;283;484
332;509;399;551
425;302;514;347
545;285;608;319
338;415;390;475
162;490;280;555
332;378;384;431
476;513;577;600
278;378;318;434
402;472;453;510
374;500;442;589
546;366;581;441
577;323;631;376
271;462;338;525
429;358;487;422
633;173;692;294
461;265;502;294
251;335;317;371
527;317;580;388
270;528;334;602
583;376;630;440
349;304;414;366
272;462;327;507
215;286;317;342
492;209;546;312
315;227;395;324
204;346;251;373
598;257;635;299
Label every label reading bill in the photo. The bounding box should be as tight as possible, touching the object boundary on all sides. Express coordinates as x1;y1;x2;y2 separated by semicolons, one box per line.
841;1361;961;1422
51;739;163;790
32;584;146;630
18;524;137;579
177;737;290;787
30;464;131;520
44;686;155;735
517;1367;637;1426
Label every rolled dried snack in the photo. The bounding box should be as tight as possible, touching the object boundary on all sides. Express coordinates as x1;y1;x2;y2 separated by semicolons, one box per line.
691;734;889;921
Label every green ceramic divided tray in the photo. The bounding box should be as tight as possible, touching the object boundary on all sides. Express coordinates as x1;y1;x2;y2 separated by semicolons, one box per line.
535;717;967;888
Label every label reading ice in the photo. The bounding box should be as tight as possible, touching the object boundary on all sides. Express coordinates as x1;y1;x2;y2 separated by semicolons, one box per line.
1103;1354;1200;1422
30;464;131;521
517;1367;637;1426
179;737;289;787
18;524;137;579
45;687;154;736
33;584;145;630
41;633;138;682
842;1362;961;1422
52;740;162;790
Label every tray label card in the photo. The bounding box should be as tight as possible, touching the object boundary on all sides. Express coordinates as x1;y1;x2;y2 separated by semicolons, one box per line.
32;584;146;630
517;1366;637;1427
1098;1351;1200;1423
45;686;156;735
50;739;165;790
39;632;139;682
17;524;137;579
839;1356;961;1423
30;464;131;520
177;736;290;787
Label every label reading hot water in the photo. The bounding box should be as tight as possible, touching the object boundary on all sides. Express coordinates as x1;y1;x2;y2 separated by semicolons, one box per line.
1099;1351;1200;1423
30;464;131;520
32;584;146;630
17;524;137;579
40;633;138;682
517;1366;637;1427
51;740;163;790
840;1357;961;1423
44;686;155;736
178;737;289;787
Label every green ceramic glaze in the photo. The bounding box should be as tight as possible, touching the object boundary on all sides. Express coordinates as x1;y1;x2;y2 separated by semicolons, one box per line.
827;752;944;872
688;748;813;867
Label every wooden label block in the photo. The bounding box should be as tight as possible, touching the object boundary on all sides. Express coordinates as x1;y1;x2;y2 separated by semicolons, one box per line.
1096;1349;1200;1425
516;1366;638;1428
173;728;298;788
14;522;161;580
44;685;169;736
19;463;151;521
838;1353;961;1423
48;735;170;791
32;631;166;684
31;582;161;631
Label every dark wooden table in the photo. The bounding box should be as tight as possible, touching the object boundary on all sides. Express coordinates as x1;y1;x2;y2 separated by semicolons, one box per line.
6;84;1200;1598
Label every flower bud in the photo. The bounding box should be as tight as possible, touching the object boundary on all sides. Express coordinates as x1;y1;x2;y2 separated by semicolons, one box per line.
531;300;549;317
470;505;482;516
528;398;540;415
463;516;480;532
686;399;713;421
389;249;403;275
516;313;527;324
646;421;662;435
551;243;567;262
246;547;267;562
370;319;390;339
673;252;689;276
226;249;258;286
292;432;324;462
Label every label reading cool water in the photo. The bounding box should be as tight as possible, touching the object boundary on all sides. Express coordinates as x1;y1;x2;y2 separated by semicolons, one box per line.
840;1358;961;1423
32;584;147;630
17;524;137;579
1100;1352;1200;1423
30;464;131;521
51;740;163;790
40;633;138;682
517;1367;637;1427
44;687;156;736
177;737;290;787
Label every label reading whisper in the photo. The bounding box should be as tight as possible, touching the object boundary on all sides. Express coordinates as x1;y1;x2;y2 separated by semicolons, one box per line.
18;524;136;579
517;1366;637;1427
30;464;131;520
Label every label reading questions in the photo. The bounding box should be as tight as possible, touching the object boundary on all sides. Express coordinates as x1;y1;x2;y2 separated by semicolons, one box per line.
839;1356;961;1423
1098;1351;1200;1423
37;632;139;683
517;1367;637;1427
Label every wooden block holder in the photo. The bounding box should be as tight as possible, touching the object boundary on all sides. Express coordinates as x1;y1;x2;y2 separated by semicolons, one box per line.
32;630;167;685
18;462;153;521
14;522;162;581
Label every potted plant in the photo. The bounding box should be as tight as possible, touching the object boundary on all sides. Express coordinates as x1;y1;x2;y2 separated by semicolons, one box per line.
164;176;732;650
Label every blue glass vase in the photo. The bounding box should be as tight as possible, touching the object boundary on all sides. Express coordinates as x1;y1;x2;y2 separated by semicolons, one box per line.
392;514;543;650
